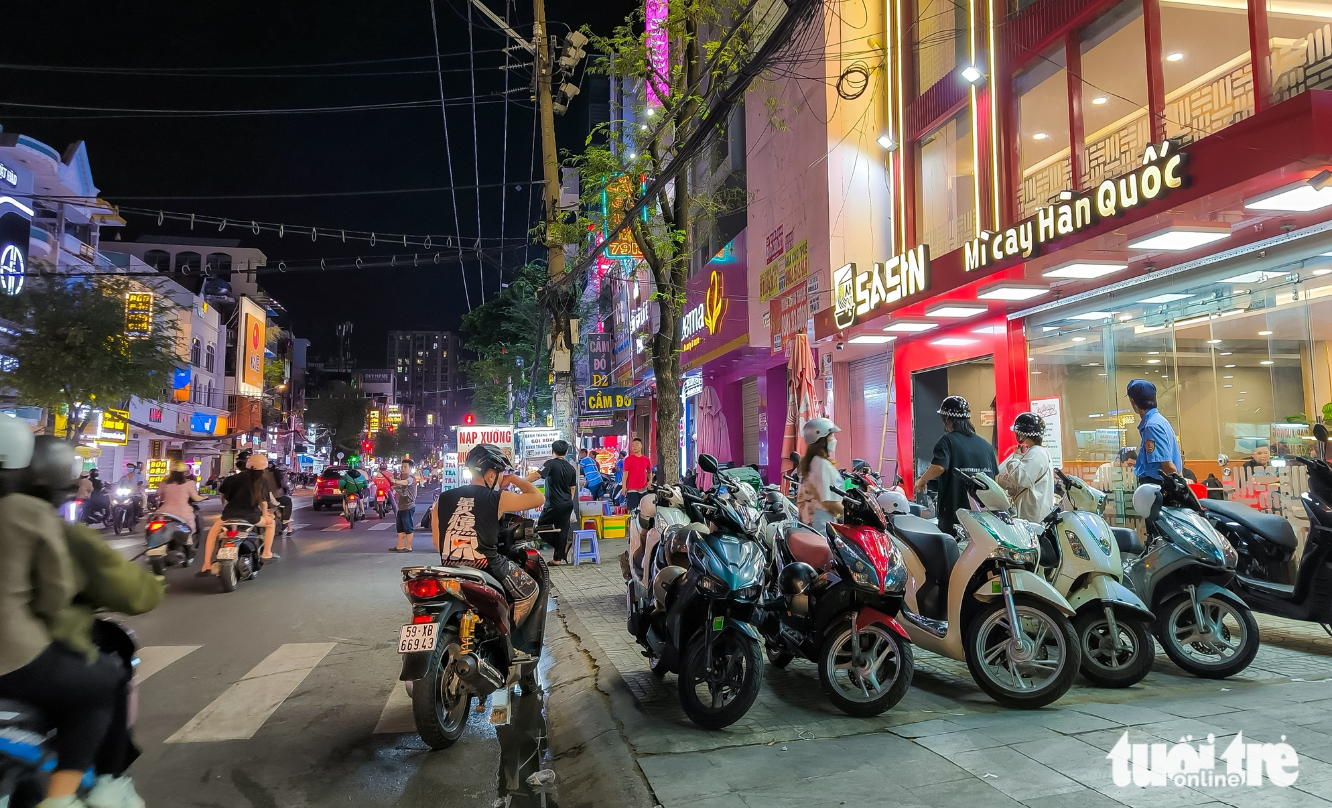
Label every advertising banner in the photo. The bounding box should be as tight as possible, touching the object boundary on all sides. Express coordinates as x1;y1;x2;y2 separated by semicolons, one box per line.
769;273;820;354
241;310;265;389
583;387;635;413
758;238;809;303
587;332;613;388
681;232;749;369
456;425;515;455
1031;397;1064;469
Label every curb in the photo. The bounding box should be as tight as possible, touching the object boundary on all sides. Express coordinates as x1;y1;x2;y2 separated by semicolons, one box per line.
544;584;657;808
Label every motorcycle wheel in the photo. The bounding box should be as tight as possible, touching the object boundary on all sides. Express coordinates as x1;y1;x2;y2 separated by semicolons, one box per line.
1074;609;1155;688
677;629;764;730
150;557;167;576
412;630;473;750
1157;592;1259;679
817;621;914;717
112;510;124;535
964;595;1080;709
219;560;238;593
765;644;794;668
648;653;668;677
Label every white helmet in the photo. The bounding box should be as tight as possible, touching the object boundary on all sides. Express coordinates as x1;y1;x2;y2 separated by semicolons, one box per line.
1132;483;1162;521
877;489;911;515
0;415;35;469
801;417;841;446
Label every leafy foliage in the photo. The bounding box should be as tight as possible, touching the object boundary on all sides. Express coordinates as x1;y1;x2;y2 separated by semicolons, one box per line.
0;275;181;440
304;380;370;456
461;262;551;424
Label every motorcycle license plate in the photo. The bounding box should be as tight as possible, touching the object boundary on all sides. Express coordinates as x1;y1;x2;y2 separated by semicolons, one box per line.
398;622;438;653
216;546;239;560
146;546;167;557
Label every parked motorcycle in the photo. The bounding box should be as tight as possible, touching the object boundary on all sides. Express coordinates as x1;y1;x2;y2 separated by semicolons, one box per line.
1122;475;1260;678
624;454;768;729
397;515;549;750
0;620;139;808
144;512;196;575
110;486;138;535
1040;469;1156;687
765;474;914;716
889;470;1081;708
1200;426;1332;633
213;520;266;593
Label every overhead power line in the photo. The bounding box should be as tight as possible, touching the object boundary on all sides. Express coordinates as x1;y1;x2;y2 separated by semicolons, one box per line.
0;92;524;119
0;50;512;74
0;63;519;79
28;178;544;202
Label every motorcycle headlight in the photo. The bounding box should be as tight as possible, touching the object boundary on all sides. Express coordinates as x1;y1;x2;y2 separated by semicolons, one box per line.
832;536;880;590
1160;511;1227;565
697;574;728;595
991;544;1039;567
116;487;131;496
733;584;762;601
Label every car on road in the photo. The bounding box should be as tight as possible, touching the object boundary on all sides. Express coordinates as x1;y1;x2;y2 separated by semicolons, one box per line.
313;466;349;510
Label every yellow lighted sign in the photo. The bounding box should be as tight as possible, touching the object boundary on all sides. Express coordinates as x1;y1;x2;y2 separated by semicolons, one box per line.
125;292;154;338
367;409;382;433
965;141;1189;272
147;459;169;489
386;405;403;425
832;245;931;330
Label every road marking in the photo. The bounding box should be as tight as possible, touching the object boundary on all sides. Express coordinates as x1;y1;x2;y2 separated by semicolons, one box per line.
288;523;308;532
165;643;336;743
322;522;349;531
369;522;394;531
373;683;416;734
106;538;140;551
135;646;201;683
291;501;311;510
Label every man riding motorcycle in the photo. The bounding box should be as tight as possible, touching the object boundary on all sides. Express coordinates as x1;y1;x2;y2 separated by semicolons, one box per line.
430;444;545;625
339;461;370;522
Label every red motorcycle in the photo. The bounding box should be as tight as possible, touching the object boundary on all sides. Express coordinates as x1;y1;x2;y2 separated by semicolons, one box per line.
762;474;914;716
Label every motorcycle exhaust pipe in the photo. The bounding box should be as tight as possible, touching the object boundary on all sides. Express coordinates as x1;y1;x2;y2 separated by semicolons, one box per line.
455;653;505;696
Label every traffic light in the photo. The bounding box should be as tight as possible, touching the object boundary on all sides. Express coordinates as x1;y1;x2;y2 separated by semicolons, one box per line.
464;413;475;426
362;440;374;454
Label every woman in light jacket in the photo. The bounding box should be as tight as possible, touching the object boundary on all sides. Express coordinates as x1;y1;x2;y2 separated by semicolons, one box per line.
996;412;1056;522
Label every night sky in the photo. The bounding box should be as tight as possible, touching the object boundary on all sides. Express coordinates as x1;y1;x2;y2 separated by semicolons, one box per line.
1;0;634;367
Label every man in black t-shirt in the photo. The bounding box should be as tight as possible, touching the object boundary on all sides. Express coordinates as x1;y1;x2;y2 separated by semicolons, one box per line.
527;440;578;564
198;452;278;576
915;396;999;539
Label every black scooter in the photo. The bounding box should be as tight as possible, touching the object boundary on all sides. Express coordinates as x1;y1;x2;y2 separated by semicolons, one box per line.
1203;423;1332;634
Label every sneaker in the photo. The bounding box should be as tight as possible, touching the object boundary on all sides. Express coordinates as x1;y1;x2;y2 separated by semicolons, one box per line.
387;547;401;552
85;774;145;808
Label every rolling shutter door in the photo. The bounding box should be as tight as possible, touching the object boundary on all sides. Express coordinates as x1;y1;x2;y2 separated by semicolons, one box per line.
741;376;760;466
848;354;896;480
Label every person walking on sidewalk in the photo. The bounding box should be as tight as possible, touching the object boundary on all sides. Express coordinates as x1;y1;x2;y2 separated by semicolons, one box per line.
529;440;577;564
390;459;420;553
622;437;653;510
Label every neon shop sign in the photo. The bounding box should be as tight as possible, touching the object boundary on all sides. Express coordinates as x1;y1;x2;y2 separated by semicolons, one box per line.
965;141;1190;271
832;244;931;329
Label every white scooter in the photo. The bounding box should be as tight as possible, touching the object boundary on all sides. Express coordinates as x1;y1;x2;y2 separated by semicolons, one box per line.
882;471;1081;708
1038;469;1156;687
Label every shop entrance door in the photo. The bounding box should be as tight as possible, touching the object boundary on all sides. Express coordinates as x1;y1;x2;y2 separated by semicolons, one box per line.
911;357;997;478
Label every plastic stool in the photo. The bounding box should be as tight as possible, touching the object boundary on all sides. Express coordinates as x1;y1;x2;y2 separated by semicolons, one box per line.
571;530;600;565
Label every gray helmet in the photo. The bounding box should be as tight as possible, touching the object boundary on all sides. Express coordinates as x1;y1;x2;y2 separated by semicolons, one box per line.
938;395;971;418
27;436;82;504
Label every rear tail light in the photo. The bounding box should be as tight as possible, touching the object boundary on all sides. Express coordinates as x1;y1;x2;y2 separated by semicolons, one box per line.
225;527;238;539
405;577;462;600
411;614;434;624
147;520;166;532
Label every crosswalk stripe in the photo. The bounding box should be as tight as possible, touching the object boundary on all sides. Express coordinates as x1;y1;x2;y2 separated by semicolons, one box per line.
369;522;394;531
288;523;308;531
135;646;201;683
322;522;348;531
106;538;140;551
164;642;336;743
373;683;415;734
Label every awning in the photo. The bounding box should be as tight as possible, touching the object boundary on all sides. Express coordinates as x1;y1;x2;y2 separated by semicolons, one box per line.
182;441;223;457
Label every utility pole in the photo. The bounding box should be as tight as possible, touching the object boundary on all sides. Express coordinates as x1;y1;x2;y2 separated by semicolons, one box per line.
533;0;575;446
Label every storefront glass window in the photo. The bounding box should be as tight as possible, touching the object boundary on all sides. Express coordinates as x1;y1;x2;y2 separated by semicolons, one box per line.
915;110;975;256
914;0;966;96
1028;246;1332;534
1160;0;1253;144
1268;0;1332;105
1078;1;1149;190
1013;47;1070;220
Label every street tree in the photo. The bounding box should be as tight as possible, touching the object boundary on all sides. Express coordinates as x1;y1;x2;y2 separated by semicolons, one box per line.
0;275;179;440
304;381;370;458
462;262;552;424
566;0;757;483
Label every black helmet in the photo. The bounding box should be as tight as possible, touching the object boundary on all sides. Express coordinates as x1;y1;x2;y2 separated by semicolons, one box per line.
938;395;971;418
236;448;254;468
465;443;512;476
1012;412;1045;438
778;561;818;597
852;457;871;472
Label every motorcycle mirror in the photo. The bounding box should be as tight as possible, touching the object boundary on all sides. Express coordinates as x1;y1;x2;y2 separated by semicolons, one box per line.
1314;423;1329;443
698;454;720;474
1217;453;1229;466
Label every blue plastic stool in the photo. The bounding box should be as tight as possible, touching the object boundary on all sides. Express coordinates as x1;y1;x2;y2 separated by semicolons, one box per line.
571;529;600;565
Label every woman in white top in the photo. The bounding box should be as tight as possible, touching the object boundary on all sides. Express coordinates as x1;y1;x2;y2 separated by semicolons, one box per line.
795;418;844;532
996;412;1056;523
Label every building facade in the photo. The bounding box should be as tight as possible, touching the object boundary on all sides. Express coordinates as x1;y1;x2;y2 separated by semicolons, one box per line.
387;330;460;442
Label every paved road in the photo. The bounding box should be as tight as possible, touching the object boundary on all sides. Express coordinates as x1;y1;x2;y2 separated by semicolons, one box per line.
118;490;562;808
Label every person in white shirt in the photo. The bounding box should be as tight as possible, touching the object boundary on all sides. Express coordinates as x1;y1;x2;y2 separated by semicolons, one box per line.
996;412;1056;523
796;418;844;532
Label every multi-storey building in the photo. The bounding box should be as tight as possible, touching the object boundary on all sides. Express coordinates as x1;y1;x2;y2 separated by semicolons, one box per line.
386;330;461;439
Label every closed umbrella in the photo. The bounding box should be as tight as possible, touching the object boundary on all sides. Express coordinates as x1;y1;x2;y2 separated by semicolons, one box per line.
694;385;731;489
781;331;821;465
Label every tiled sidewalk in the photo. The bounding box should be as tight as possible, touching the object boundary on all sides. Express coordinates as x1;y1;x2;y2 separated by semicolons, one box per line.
550;538;1332;807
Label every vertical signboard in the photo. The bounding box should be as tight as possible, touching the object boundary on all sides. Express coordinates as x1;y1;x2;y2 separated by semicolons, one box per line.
241;311;265;389
587;332;612;388
1031;397;1064;469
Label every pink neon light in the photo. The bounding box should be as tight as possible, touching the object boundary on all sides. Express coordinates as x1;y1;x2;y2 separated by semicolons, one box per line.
645;0;668;106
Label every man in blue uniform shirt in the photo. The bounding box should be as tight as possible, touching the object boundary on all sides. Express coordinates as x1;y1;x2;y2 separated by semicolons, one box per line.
1127;379;1182;484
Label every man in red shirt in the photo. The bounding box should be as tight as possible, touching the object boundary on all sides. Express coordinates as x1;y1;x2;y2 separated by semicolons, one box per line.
622;437;654;509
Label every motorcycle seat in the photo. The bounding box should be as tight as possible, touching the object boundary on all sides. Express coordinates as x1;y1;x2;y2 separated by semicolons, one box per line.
777;522;833;572
1111;527;1144;556
890;514;959;587
1202;500;1297;550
